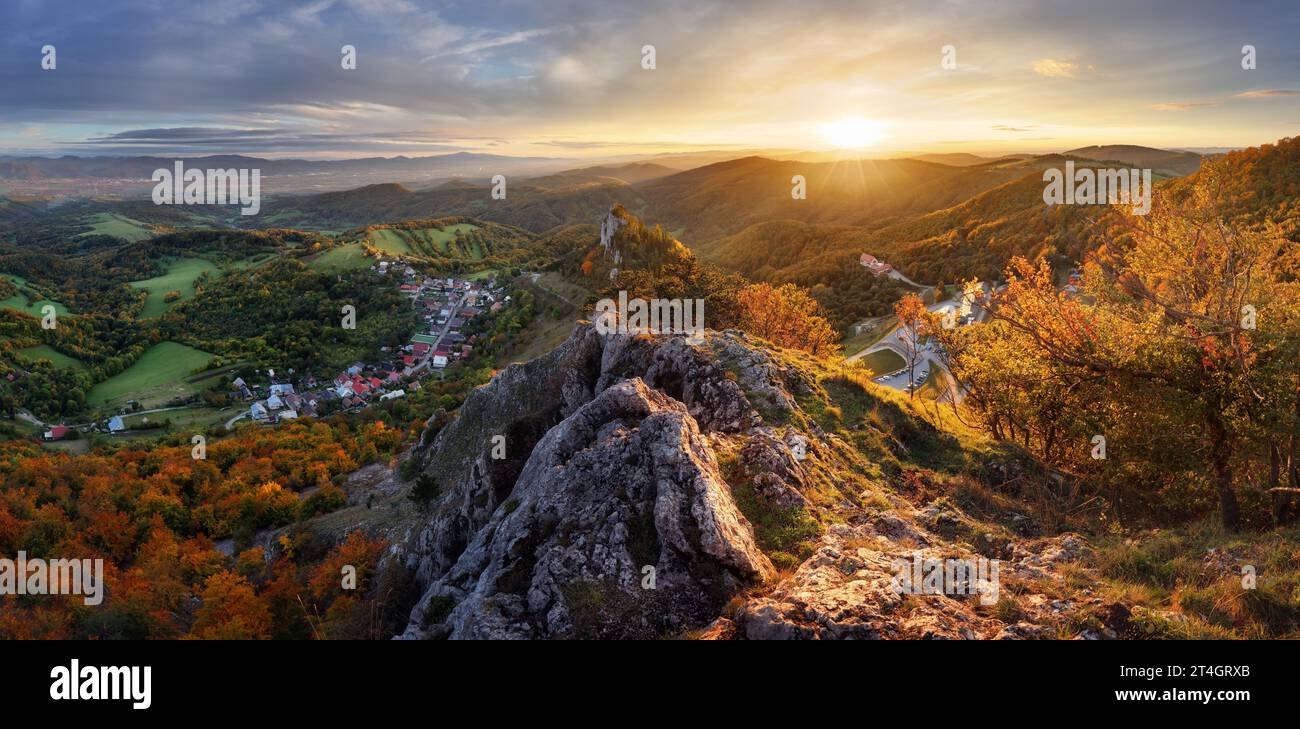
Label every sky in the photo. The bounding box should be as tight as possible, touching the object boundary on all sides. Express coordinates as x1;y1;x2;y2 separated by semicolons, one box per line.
1;0;1297;159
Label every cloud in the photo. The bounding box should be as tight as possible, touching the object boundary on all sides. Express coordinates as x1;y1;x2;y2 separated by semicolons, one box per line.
1151;101;1221;111
992;124;1038;132
1031;58;1078;78
1234;89;1300;98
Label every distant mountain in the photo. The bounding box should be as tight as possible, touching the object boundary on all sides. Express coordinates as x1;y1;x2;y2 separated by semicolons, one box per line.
634;154;1071;243
0;152;576;196
906;153;998;167
1064;145;1203;176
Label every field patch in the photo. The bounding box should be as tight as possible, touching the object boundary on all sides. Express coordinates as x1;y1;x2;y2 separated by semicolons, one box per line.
17;345;86;371
367;223;482;259
78;213;154;242
0;274;70;317
88;342;217;410
309;243;371;272
129;257;220;317
857;348;906;376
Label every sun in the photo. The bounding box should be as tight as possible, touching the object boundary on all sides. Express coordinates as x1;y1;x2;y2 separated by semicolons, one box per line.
818;117;886;149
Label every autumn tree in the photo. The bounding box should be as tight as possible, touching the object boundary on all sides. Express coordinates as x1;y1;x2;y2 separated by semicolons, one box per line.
733;282;839;357
942;161;1300;530
894;293;930;399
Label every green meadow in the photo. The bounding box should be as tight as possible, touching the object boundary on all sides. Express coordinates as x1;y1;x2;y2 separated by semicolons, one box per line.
17;345;87;371
78;213;154;242
0;274;70;317
309;243;372;272
367;223;482;259
129;258;221;317
88;342;217;409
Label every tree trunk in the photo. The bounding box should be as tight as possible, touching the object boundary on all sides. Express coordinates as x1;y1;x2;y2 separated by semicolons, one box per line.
1207;414;1239;532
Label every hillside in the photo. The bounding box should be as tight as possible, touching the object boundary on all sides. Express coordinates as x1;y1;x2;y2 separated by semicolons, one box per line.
1065;144;1203;176
397;322;1103;639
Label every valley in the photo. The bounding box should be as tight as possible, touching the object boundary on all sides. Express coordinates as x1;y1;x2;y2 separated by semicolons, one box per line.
1;137;1298;643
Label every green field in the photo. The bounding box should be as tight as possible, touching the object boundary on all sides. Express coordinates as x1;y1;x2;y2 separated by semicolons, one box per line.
129;258;220;317
857;348;906;376
78;213;154;242
88;342;217;409
0;274;70;317
310;243;372;272
118;405;235;435
367;223;481;259
17;345;86;371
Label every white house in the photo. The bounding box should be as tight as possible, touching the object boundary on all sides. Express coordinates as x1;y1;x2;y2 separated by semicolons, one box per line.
379;389;406;401
107;416;125;433
432;355;449;369
266;394;285;410
269;383;295;396
250;402;269;420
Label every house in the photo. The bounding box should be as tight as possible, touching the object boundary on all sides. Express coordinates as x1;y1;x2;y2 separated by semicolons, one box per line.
232;377;247;389
269;383;295;396
859;253;893;276
379;389;406;402
276;410;298;422
43;425;70;441
107;416;125;433
432;355;449;368
250;402;269;420
266;394;285;410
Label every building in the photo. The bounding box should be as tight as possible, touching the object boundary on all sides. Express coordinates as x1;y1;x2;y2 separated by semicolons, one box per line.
107;416;125;433
859;253;893;276
250;402;269;420
43;425;70;441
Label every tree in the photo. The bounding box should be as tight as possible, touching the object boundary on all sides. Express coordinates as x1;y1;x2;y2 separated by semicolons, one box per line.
894;293;929;399
734;282;839;357
945;161;1300;530
191;571;272;639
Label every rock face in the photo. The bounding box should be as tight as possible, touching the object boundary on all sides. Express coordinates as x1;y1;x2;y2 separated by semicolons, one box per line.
400;325;789;639
398;322;1103;640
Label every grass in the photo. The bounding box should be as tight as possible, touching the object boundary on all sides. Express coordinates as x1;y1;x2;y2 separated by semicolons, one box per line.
77;213;153;242
115;405;235;437
0;274;70;317
367;223;482;259
17;345;86;371
856;348;905;376
310;243;371;272
87;342;217;410
841;316;895;354
1081;519;1300;638
129;258;220;317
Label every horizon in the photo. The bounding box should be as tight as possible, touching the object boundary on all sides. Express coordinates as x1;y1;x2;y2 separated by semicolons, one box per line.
2;0;1298;159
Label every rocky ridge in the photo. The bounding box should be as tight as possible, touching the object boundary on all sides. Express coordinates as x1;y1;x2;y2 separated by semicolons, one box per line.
397;323;1107;639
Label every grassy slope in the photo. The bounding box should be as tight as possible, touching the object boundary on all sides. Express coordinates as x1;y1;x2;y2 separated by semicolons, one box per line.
129;257;221;317
87;341;217;409
17;345;86;371
0;274;70;316
78;212;154;242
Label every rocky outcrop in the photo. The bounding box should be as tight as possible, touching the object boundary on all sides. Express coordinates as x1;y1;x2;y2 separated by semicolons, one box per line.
402;378;772;639
399;324;803;639
398;322;1104;640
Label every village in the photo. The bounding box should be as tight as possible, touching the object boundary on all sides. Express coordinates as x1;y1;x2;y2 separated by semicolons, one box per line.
33;260;513;442
225;259;511;427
